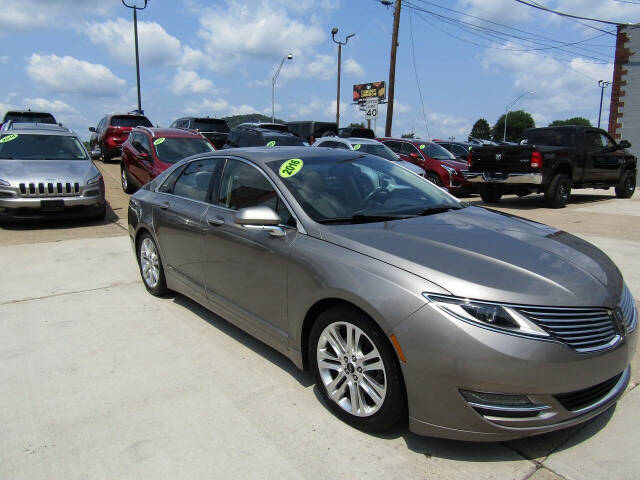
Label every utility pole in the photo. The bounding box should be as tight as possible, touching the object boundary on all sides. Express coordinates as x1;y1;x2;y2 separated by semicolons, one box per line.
385;0;401;137
331;28;355;129
597;80;611;128
122;0;149;114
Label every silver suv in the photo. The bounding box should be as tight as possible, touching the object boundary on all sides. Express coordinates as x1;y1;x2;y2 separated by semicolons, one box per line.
0;122;106;221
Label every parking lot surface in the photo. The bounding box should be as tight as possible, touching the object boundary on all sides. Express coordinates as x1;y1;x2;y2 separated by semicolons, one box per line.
1;160;638;480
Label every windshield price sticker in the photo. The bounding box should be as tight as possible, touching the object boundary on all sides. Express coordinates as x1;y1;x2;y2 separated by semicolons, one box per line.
279;158;303;178
266;140;276;147
419;144;425;150
0;134;18;143
353;144;361;150
153;137;166;146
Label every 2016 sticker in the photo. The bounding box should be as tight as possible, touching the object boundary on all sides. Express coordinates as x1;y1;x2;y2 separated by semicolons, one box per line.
419;144;425;150
266;140;277;147
353;144;361;150
279;158;303;178
0;134;18;143
153;137;166;145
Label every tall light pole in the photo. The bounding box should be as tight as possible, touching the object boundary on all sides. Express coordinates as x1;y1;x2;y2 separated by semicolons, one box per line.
597;80;611;129
122;0;149;114
504;90;534;142
272;54;292;123
331;28;355;129
384;0;401;137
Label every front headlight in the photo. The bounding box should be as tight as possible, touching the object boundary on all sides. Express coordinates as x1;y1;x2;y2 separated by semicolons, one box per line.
87;173;102;185
0;178;10;187
441;164;457;175
424;294;550;338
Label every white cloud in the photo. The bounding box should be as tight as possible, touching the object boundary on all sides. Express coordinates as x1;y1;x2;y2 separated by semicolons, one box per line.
555;0;640;25
23;98;77;113
26;54;126;97
183;98;257;116
170;69;215;96
343;58;365;77
456;0;531;23
0;0;113;32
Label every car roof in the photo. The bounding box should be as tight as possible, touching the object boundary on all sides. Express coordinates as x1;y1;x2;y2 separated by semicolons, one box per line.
5;110;55;116
134;127;203;138
187;146;365;166
1;122;75;136
379;137;433;145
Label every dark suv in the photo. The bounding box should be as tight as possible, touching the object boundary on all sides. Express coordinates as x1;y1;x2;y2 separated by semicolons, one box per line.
286;121;337;143
226;124;306;148
89;113;153;162
1;111;56;129
169;116;230;149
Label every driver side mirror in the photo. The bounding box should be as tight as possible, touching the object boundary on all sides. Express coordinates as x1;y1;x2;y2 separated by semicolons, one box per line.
234;206;285;237
139;151;150;160
89;127;96;133
409;152;419;159
619;139;631;149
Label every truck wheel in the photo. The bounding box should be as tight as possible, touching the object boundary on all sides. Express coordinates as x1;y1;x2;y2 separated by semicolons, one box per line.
480;186;502;204
545;173;571;208
615;170;636;199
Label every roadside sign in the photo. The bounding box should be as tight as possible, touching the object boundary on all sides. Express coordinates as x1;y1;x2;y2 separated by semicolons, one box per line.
353;82;386;102
365;98;379;120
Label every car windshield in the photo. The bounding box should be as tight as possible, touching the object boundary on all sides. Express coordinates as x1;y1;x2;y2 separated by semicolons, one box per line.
352;143;398;161
111;115;153;127
152;137;214;163
192;119;230;133
263;134;306;146
0;134;88;160
268;154;462;223
4;113;56;124
423;143;456;160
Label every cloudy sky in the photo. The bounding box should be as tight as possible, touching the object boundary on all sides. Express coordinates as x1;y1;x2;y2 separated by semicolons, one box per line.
1;0;637;140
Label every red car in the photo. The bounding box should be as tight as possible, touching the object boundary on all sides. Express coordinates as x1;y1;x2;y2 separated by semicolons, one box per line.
378;138;471;195
89;113;153;162
120;127;214;193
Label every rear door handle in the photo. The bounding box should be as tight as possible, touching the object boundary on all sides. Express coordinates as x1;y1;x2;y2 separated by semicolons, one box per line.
207;217;225;226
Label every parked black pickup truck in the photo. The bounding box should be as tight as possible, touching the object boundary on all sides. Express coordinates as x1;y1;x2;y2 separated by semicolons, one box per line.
465;126;637;207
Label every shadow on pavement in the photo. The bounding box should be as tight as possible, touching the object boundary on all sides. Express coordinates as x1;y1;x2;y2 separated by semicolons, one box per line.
0;202;119;230
464;193;615;211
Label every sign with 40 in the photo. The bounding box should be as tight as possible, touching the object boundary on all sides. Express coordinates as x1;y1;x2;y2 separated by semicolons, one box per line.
365;98;379;120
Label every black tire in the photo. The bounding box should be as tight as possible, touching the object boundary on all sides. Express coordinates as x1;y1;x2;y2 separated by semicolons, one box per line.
309;307;406;432
615;170;636;199
137;232;168;296
544;173;571;208
480;186;502;203
426;173;443;187
121;164;135;194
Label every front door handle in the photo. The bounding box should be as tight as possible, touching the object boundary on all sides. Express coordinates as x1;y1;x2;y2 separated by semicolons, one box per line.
159;201;170;210
207;217;225;226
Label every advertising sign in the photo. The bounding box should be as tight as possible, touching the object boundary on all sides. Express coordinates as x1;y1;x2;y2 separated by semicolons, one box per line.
353;82;386;103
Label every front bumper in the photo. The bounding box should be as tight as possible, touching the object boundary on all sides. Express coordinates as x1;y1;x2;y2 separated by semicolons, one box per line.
463;171;544;185
392;301;637;441
0;191;105;220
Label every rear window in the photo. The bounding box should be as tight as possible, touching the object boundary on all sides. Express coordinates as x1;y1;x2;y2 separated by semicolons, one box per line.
4;112;56;124
262;134;306;146
152;137;214;163
0;133;88;160
192;119;230;133
424;143;456;160
111;115;153;128
522;129;579;146
352;143;397;161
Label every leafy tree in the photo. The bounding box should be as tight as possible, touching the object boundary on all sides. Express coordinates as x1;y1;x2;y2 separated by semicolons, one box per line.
222;113;286;129
492;110;535;142
401;131;416;138
549;117;591;127
349;122;365;128
470;118;491;140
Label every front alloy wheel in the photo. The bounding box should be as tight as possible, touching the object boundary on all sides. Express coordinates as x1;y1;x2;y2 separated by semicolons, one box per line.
138;233;168;296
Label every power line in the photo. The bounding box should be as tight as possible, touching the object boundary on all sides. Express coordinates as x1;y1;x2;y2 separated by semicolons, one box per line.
524;0;620;35
407;8;431;139
515;0;638;26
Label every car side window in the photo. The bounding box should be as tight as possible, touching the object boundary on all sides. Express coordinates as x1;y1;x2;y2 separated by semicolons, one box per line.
227;131;240;147
334;142;349;150
600;133;616;148
128;132;139;149
237;131;256;147
319;141;336;148
452;145;468;157
584;131;603;148
169;120;177;128
138;134;151;154
172;159;218;202
97;118;106;133
401;143;419;156
158;166;185;193
383;141;401;153
217;159;295;226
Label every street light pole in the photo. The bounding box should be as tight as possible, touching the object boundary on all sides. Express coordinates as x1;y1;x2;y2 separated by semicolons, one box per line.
503;91;534;142
597;80;611;129
272;54;293;123
122;0;149;114
332;28;355;129
385;0;402;137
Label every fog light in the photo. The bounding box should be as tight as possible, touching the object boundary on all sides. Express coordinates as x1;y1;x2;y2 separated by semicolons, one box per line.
460;390;532;406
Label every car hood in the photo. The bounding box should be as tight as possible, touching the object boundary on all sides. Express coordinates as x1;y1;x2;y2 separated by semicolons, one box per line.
0;159;94;185
319;206;621;308
440;159;468;171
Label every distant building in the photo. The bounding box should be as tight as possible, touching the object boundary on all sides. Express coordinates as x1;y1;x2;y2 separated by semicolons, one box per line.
609;25;640;159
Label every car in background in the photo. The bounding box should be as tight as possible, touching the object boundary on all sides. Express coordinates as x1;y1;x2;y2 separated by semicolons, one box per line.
169;116;230;149
226;123;306;148
379;138;471;195
286;121;337;143
312;136;426;178
120;127;214;193
434;140;474;162
338;126;376;139
0;122;106;221
1;110;57;129
89;113;153;162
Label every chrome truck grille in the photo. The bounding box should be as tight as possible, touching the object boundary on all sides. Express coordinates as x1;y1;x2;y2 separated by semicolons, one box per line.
19;181;81;197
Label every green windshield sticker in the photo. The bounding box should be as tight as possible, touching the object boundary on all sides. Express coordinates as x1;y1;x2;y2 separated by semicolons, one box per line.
353;144;361;150
153;137;166;146
266;140;276;147
279;158;303;178
419;144;425;150
0;134;18;143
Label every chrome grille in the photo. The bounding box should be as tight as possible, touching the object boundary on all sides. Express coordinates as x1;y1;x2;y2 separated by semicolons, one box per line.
620;284;638;332
516;306;618;352
18;181;80;197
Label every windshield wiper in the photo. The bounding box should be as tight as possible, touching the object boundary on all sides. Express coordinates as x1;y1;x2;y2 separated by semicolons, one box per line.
318;213;417;224
416;206;462;216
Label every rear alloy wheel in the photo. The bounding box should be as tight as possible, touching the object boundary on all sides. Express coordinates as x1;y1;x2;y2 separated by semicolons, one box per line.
121;165;135;194
310;307;406;432
545;173;571;208
137;233;168;296
615;170;636;199
480;186;502;203
426;173;443;187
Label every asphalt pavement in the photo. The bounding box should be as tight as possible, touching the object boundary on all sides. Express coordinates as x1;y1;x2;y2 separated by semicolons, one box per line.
0;159;638;480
